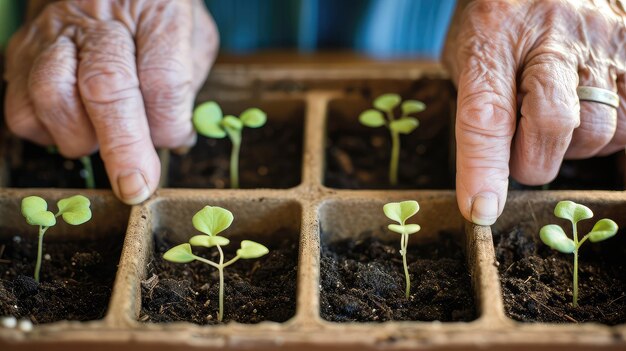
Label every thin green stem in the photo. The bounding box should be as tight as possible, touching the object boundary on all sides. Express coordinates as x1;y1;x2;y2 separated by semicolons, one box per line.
79;156;95;189
218;266;225;322
230;141;241;189
192;255;220;269
571;222;579;307
34;226;49;282
216;244;225;322
390;131;400;186
402;233;410;298
223;255;241;268
384;110;400;186
577;234;590;249
573;249;579;307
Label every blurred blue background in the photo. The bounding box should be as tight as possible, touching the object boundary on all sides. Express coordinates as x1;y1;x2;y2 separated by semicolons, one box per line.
206;0;457;58
1;0;457;59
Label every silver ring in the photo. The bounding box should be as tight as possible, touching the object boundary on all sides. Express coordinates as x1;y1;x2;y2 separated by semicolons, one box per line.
576;86;619;109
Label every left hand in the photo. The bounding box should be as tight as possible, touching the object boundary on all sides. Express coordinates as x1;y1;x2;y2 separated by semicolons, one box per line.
443;0;626;225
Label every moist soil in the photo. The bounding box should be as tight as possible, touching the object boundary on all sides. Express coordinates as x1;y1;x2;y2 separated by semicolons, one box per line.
509;153;625;191
140;229;298;324
7;139;110;188
323;79;456;190
0;229;122;323
325;126;453;189
494;222;626;324
168;121;302;189
320;233;476;322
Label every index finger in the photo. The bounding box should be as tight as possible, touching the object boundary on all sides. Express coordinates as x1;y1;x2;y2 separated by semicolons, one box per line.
453;2;518;225
77;22;160;204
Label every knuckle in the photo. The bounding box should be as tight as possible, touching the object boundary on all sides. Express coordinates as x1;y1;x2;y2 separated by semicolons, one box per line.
100;135;145;164
79;63;139;104
6;114;37;138
57;140;96;159
457;88;516;138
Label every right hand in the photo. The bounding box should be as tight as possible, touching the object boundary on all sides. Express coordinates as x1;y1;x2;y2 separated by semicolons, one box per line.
4;0;219;204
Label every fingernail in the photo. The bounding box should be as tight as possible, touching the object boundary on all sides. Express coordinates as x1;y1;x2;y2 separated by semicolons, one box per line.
117;171;150;205
471;192;499;226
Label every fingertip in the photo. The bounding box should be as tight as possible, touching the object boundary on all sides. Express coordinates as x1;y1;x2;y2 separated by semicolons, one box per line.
116;170;152;205
470;192;499;226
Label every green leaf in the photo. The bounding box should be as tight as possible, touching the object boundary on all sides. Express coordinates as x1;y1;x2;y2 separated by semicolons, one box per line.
163;243;196;263
57;195;92;225
388;223;421;235
237;240;269;259
192;206;234;236
21;196;56;227
193;101;226;138
240;108;267;128
588;219;618;243
540;224;575;253
221;115;243;131
401;100;426;115
554;201;593;224
359;109;385;127
189;235;230;248
373;93;401;112
383;200;419;225
389;117;419;134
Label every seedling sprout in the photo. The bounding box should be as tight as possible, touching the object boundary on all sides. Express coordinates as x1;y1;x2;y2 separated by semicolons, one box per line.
192;101;267;188
21;195;92;282
383;200;421;298
163;206;269;322
539;200;618;307
359;94;425;185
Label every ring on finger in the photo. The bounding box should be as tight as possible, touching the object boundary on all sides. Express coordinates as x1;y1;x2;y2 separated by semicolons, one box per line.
576;86;619;108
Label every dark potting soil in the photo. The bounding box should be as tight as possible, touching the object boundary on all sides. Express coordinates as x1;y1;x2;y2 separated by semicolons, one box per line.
7;140;110;189
139;229;298;324
494;222;626;324
509;153;625;191
168;120;302;189
0;229;122;323
324;80;455;190
320;233;476;322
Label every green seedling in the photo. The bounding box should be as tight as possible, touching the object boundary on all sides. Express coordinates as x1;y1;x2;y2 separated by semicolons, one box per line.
192;101;267;189
359;94;425;185
163;206;269;322
21;195;92;282
383;200;421;298
79;156;95;189
539;200;618;307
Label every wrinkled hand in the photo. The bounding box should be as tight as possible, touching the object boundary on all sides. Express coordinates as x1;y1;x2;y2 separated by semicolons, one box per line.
4;0;218;204
444;0;626;225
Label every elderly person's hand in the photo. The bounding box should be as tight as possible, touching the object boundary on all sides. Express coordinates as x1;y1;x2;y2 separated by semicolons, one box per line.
4;0;218;204
444;0;626;225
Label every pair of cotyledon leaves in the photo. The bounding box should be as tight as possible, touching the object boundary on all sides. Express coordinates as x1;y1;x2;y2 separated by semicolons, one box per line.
359;93;425;134
192;101;267;140
384;200;421;236
21;195;92;227
163;206;269;263
540;201;618;254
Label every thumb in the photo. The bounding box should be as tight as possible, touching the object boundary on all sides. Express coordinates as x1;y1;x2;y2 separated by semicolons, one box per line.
455;45;517;226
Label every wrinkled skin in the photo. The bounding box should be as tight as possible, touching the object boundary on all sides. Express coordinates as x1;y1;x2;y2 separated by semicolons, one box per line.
4;0;218;204
444;0;626;225
5;0;626;223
